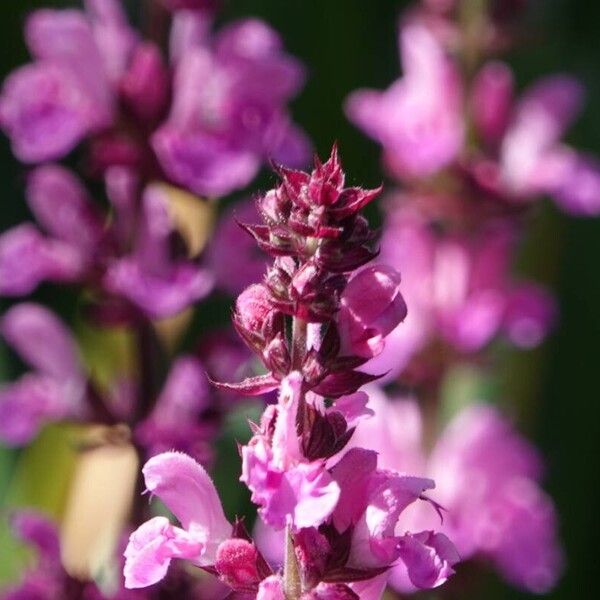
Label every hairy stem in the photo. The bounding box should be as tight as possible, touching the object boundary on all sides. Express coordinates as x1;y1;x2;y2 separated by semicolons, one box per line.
283;316;308;597
291;317;308;371
283;526;301;599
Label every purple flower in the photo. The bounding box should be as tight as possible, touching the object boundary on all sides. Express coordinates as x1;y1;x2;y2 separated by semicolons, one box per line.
345;22;464;178
1;166;211;318
120;42;169;122
330;448;459;587
135;356;215;463
0;223;86;296
257;576;285;600
0;165;104;296
350;390;564;594
365;206;556;380
104;183;214;318
208;198;270;295
2;510;148;599
241;373;341;530
153;16;310;197
124;452;274;595
0;303;85;445
472;63;600;215
0;0;136;163
124;452;232;588
337;265;407;358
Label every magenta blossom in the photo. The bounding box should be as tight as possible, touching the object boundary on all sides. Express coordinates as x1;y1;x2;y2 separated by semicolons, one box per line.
350;389;564;594
103;183;214;318
345;21;463;179
124;452;232;588
365;205;556;380
1;511;147;600
337;265;407;358
134;356;216;464
253;444;459;592
0;0;135;163
241;373;341;530
123;452;275;595
153;15;310;197
471;62;600;215
0;165;103;296
0;303;85;445
330;448;458;588
208;198;270;296
0;165;213;318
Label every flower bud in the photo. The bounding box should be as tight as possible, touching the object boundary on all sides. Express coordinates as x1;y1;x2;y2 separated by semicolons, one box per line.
235;284;274;335
121;43;169;122
337;265;407;358
215;538;261;591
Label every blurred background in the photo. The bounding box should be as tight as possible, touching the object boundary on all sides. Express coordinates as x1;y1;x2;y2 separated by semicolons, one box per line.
1;1;599;599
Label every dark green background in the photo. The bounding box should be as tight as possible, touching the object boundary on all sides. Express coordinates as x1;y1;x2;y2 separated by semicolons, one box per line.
1;1;599;598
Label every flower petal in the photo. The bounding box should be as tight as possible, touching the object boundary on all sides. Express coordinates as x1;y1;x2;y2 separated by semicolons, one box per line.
142;452;231;563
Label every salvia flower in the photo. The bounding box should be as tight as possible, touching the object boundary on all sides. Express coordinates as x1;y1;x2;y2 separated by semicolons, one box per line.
471;63;600;215
365;204;556;381
124;452;272;593
240;373;342;530
2;510;147;599
134;356;216;464
153;14;310;197
0;165;213;319
0;1;309;198
337;265;407;358
345;22;464;179
350;389;564;594
125;146;456;598
0;0;133;163
0;303;85;444
216;146;397;399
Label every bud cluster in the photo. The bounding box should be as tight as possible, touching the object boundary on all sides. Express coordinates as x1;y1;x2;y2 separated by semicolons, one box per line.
217;146;406;401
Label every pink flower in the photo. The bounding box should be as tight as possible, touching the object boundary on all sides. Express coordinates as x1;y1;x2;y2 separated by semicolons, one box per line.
330;447;459;588
345;22;464;178
153;17;310;197
472;63;600;215
337;265;407;358
208;198;270;295
350;390;564;594
365;207;556;380
257;575;285;600
120;42;169;122
135;356;215;463
0;303;85;444
0;0;135;162
241;373;341;530
103;183;214;317
0;164;103;296
124;452;232;588
3;510;149;599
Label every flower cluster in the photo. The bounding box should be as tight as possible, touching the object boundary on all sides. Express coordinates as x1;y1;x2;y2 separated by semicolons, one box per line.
341;0;573;593
122;147;459;598
351;388;564;594
0;1;307;598
0;1;584;598
0;0;309;196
